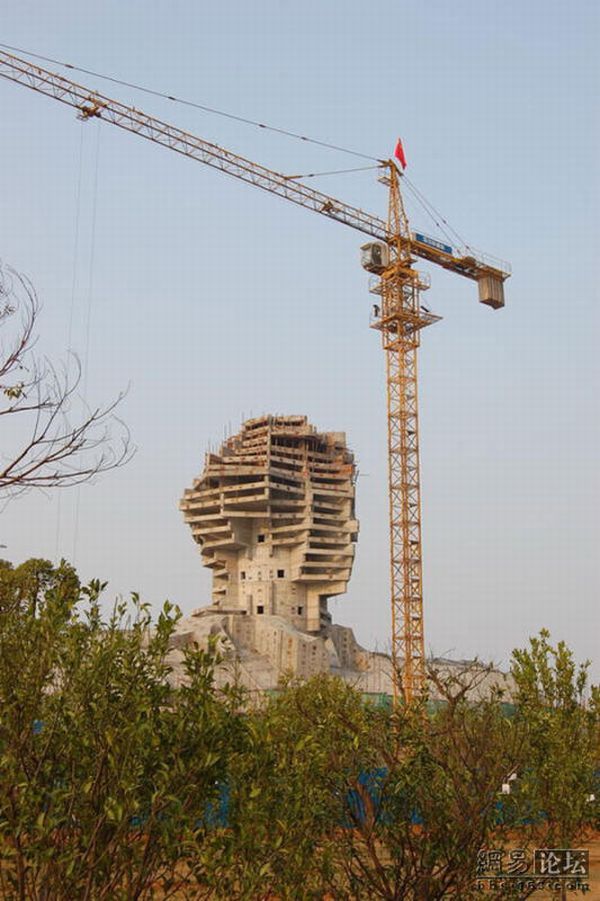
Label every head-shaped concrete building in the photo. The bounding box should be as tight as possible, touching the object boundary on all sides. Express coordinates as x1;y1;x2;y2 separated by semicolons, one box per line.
180;415;358;633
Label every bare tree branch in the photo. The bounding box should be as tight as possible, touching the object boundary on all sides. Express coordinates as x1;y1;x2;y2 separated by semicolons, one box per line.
0;263;134;499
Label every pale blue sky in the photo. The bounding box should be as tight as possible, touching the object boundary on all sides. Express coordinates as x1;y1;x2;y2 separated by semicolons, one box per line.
1;1;598;676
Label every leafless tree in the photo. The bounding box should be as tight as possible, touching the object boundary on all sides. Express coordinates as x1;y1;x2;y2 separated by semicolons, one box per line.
0;263;133;499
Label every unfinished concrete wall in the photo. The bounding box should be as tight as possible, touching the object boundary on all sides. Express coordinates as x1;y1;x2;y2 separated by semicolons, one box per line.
180;415;358;633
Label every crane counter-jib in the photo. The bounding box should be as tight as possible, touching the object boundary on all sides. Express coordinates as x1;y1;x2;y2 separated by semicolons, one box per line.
403;234;510;309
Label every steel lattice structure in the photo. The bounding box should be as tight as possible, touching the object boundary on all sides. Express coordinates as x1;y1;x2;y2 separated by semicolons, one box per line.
371;167;436;699
0;48;510;701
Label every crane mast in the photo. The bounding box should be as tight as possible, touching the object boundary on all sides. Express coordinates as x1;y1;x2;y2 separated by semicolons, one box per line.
368;165;438;699
0;48;510;702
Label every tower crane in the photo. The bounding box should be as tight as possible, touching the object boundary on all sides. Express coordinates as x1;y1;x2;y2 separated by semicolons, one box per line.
0;49;510;702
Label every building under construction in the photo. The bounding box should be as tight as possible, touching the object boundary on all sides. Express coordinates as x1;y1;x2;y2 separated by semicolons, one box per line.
174;415;383;691
180;415;358;632
172;415;507;701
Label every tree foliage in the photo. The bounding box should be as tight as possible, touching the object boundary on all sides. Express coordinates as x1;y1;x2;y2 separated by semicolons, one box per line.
0;559;241;899
199;668;526;900
510;629;600;848
0;565;598;899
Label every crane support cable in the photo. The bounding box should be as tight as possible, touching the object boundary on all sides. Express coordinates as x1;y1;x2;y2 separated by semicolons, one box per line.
0;49;389;242
0;48;510;280
402;178;462;252
283;164;383;180
0;41;381;164
0;42;476;251
402;175;472;253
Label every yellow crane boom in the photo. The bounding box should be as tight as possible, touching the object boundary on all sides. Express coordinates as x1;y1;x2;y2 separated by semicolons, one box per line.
0;48;510;701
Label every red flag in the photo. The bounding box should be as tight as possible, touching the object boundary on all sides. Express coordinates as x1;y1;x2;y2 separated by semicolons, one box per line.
394;138;407;170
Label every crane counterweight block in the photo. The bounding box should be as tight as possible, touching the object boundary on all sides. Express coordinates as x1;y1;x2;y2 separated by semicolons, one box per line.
477;274;505;309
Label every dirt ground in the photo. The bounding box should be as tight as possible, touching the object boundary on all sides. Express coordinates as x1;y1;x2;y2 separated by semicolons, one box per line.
577;831;599;898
